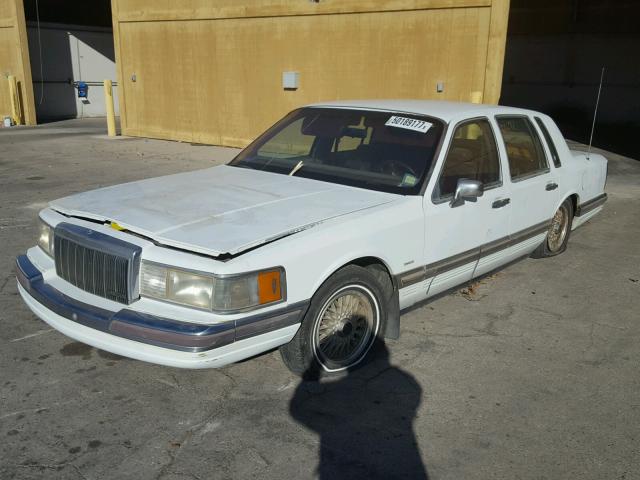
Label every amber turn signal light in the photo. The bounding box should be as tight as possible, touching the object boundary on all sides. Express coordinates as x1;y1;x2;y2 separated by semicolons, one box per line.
258;270;282;305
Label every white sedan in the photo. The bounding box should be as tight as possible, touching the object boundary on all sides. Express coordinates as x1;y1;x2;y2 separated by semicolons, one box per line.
16;100;608;375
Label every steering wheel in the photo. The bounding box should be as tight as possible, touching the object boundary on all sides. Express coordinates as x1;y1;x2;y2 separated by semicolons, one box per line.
381;159;418;178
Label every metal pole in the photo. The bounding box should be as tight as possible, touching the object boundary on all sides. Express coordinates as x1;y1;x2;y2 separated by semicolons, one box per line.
586;67;605;161
103;79;116;137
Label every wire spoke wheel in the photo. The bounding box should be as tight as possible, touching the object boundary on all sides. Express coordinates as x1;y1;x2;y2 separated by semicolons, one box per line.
547;204;570;252
312;285;378;372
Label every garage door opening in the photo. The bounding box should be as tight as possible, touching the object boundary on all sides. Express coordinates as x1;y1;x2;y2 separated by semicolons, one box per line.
501;0;640;159
23;0;117;122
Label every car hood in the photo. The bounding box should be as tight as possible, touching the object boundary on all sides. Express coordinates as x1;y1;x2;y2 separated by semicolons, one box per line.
50;165;398;257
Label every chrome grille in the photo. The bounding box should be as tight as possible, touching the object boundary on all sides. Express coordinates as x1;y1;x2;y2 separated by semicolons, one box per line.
53;223;141;305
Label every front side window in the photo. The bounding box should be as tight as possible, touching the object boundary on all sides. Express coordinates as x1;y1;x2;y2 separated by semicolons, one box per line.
496;116;549;180
436;119;501;198
229;108;445;195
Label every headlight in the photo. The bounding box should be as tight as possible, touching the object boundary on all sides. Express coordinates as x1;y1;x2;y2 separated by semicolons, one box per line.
37;218;54;257
168;270;213;310
140;261;284;313
212;269;283;312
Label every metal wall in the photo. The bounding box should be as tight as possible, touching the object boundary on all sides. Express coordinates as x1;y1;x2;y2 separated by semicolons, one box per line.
112;0;510;147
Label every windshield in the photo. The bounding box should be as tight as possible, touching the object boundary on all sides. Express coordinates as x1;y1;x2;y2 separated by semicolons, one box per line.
228;107;445;194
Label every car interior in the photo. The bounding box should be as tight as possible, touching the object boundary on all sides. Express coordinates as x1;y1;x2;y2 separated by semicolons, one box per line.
496;117;548;178
436;121;501;197
299;112;441;185
231;108;445;193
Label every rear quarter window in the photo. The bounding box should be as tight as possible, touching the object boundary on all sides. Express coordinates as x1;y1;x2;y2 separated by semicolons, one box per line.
534;117;561;168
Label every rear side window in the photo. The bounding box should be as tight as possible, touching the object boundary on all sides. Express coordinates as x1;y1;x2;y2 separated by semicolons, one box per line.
436;119;501;198
534;117;561;168
496;116;549;180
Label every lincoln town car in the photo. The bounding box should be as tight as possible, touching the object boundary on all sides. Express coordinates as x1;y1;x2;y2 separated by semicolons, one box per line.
16;100;608;374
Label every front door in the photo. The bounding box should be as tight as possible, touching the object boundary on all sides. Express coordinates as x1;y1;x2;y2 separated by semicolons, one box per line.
423;117;511;298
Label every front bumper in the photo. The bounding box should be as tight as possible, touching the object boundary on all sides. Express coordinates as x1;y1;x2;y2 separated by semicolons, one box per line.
16;255;307;368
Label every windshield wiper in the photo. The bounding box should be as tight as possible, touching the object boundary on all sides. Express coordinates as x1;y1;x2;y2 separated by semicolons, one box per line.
288;160;304;176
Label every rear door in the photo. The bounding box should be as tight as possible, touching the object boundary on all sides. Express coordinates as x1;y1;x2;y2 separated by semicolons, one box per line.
494;115;559;260
422;117;511;298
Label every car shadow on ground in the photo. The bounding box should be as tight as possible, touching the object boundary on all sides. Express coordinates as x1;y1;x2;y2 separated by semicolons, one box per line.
289;341;429;479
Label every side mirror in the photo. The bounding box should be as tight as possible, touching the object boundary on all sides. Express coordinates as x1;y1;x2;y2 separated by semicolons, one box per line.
451;178;483;207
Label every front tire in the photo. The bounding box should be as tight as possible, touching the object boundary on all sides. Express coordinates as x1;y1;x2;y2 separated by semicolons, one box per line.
532;198;574;258
280;265;386;376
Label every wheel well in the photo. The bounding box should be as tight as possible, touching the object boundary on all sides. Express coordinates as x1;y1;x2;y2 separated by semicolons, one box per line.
348;257;395;291
568;194;579;217
346;257;400;339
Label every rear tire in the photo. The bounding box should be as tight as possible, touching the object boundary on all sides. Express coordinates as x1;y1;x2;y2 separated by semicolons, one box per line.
532;198;573;258
280;265;387;377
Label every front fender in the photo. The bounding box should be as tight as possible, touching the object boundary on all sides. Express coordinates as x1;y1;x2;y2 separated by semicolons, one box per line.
238;196;424;313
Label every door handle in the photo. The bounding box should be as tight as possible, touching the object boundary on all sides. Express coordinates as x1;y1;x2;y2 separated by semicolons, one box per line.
546;182;558;191
492;198;511;209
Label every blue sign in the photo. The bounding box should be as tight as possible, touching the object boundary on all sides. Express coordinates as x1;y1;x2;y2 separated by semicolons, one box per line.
77;81;88;98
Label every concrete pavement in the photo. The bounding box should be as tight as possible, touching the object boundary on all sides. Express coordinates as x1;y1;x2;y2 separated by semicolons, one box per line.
0;118;638;479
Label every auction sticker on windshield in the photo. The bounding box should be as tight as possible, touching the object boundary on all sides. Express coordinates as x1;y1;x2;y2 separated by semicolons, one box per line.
385;116;432;133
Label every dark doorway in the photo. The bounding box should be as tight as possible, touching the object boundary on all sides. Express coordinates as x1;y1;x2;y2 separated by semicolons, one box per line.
23;0;116;122
501;0;640;160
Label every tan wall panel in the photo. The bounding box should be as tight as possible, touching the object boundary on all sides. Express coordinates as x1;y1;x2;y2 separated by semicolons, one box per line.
0;0;35;124
115;0;491;22
0;0;20;119
0;0;18;29
111;0;128;133
118;7;491;147
483;0;509;104
0;26;18;118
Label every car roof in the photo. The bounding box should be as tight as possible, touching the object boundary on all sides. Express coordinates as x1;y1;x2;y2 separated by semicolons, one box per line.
306;99;539;123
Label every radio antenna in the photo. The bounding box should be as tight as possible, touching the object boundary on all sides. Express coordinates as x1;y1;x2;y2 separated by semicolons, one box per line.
586;67;605;160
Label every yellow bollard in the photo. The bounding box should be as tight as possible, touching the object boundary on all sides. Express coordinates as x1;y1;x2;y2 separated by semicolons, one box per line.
103;79;116;136
7;75;23;125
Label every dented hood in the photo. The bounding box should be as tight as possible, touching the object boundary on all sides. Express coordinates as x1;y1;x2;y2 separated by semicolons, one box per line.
50;165;397;257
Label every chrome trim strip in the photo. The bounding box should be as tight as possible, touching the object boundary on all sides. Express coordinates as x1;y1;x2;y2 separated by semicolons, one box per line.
479;235;513;258
397;266;427;288
423;247;481;279
109;311;235;352
480;220;550;258
397;219;551;288
576;193;607;217
508;220;550;245
235;304;307;340
509;168;551;183
398;247;480;288
16;255;307;353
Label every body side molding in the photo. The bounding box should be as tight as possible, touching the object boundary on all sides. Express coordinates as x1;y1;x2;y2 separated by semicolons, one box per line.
575;193;607;217
397;220;551;288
